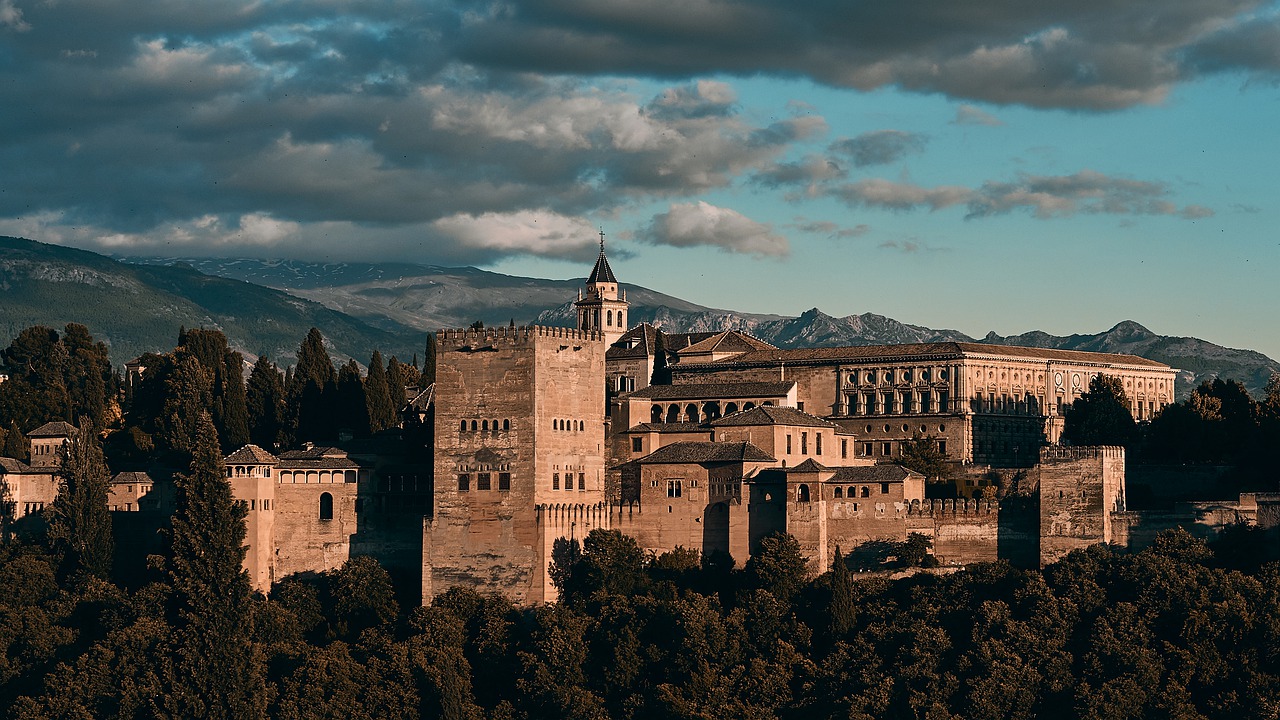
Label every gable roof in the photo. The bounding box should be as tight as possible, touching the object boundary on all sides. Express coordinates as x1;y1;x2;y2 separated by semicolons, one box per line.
626;381;795;401
112;471;153;485
786;459;831;473
625;422;709;434
710;405;838;429
28;421;77;438
829;465;923;484
676;330;775;357
0;457;31;473
607;324;658;360
224;444;278;464
633;441;775;464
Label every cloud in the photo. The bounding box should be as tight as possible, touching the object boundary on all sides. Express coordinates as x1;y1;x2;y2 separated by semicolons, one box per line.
952;104;1003;126
752;155;846;188
450;0;1274;109
829;170;1214;220
645;79;737;120
0;0;29;31
829;130;928;167
637;202;789;257
430;211;601;259
794;220;870;239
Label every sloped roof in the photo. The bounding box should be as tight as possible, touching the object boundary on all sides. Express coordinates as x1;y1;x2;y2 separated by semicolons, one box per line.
625;422;708;434
406;383;434;411
0;457;31;473
829;465;923;484
28;421;77;438
786;459;831;473
676;330;776;356
607;324;658;360
112;471;153;485
627;381;795;401
587;251;617;284
634;441;775;464
278;445;348;460
710;405;837;429
677;341;1169;370
224;444;278;464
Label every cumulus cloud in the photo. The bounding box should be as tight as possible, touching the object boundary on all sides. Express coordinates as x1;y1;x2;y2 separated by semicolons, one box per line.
0;0;29;31
829;170;1214;220
829;130;928;167
638;202;789;257
430;211;601;259
952;104;1003;126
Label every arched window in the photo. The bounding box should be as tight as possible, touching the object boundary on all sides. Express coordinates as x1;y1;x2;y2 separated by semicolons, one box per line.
607;310;613;326
860;486;870;498
743;402;756;410
319;492;334;521
482;419;489;431
652;405;664;423
503;419;510;431
470;420;478;431
460;420;467;432
834;487;843;498
666;405;680;423
798;484;811;503
725;402;738;414
618;311;624;327
685;404;699;422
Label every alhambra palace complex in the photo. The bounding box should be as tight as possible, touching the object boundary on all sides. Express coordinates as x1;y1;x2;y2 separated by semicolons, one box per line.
4;241;1277;604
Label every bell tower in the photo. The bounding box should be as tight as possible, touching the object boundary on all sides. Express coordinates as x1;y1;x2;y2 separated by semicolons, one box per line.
575;229;629;346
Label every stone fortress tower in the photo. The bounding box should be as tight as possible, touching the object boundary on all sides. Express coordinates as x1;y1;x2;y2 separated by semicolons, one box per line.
574;230;629;347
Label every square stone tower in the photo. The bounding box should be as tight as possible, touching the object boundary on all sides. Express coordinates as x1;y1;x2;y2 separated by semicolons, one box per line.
426;325;607;604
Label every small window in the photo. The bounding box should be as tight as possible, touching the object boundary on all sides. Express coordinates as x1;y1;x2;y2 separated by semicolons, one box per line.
578;473;585;490
553;473;560;490
458;474;471;492
786;434;793;454
461;419;468;432
503;419;510;431
801;432;808;455
498;472;511;491
880;482;890;494
861;486;870;498
319;492;334;520
816;433;822;455
798;484;810;503
482;419;489;431
667;480;682;498
841;439;848;459
632;437;643;452
834;487;843;499
477;473;491;491
470;420;478;431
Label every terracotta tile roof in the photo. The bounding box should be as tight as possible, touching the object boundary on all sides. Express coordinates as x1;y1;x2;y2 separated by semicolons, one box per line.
785;459;831;473
607;324;658;360
634;441;776;464
224;444;279;464
0;457;31;473
278;446;349;460
676;330;775;356
675;341;1170;369
710;405;837;429
828;465;923;484
112;471;153;485
626;381;795;401
279;458;361;470
27;421;78;438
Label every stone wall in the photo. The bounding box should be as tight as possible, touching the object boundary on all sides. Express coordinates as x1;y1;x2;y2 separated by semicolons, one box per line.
272;482;359;581
1037;445;1124;567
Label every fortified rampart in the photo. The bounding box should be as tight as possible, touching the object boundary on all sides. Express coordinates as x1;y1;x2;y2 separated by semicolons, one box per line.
1037;445;1124;567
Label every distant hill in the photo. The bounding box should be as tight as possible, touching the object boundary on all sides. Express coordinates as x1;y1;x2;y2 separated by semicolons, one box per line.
0;237;422;367
135;255;1280;400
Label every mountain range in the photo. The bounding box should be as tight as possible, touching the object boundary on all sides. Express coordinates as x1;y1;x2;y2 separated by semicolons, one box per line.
1;237;1274;400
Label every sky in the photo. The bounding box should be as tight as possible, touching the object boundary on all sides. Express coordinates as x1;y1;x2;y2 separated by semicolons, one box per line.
1;0;1279;359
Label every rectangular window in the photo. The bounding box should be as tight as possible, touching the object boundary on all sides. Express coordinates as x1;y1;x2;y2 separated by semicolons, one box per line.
632;437;643;452
553;473;560;490
863;442;873;456
902;393;913;414
457;474;470;492
841;439;848;459
882;441;893;456
797;401;805;412
477;473;491;491
938;440;947;455
880;482;890;494
578;473;585;490
498;472;511;491
816;433;823;455
786;434;793;454
882;392;894;414
667;479;682;498
801;432;808;454
921;393;932;413
938;391;949;412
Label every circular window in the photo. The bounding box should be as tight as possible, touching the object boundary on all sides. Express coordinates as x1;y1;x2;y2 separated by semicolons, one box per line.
920;424;927;433
884;372;893;383
939;370;948;380
883;424;891;432
902;424;910;432
865;424;872;433
903;370;912;382
1072;373;1081;388
865;373;875;383
1055;372;1063;386
939;424;946;432
847;374;857;385
921;370;930;381
988;370;994;379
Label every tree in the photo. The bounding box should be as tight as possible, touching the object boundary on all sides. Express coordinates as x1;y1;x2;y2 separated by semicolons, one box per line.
386;356;413;395
650;330;671;385
46;420;113;580
744;532;808;602
365;350;397;434
218;350;250;451
289;328;337;443
245;356;285;450
162;411;266;719
61;323;113;428
3;419;27;461
1062;374;1137;448
896;434;954;482
157;352;212;455
421;335;437;387
336;360;371;438
828;547;855;635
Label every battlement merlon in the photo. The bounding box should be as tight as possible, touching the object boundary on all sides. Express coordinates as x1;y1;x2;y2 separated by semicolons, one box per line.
436;325;604;345
1039;445;1126;462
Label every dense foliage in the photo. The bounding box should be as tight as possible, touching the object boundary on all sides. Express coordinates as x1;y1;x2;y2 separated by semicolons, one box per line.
2;522;1279;719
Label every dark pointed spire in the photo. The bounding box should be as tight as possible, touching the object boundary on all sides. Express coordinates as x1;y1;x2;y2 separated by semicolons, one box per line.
587;227;617;284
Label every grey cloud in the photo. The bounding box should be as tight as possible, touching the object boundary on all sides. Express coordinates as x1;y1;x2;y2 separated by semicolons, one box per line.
952;104;1003;126
752;156;846;188
637;202;789;257
794;220;870;239
829;130;928;167
1185;15;1280;73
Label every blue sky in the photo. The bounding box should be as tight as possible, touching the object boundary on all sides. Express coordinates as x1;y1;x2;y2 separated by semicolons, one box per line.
1;0;1278;359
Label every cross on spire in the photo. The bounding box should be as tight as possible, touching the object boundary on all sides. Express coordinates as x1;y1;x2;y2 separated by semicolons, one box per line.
599;227;606;254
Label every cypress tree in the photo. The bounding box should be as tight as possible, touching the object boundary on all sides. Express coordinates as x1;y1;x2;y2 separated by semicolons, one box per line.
421;334;437;386
366;351;396;433
3;420;27;461
336;360;370;438
61;323;111;428
290;329;336;443
828;546;855;635
163;411;266;720
219;351;250;451
386;355;412;394
245;356;285;450
46;420;114;580
158;353;212;455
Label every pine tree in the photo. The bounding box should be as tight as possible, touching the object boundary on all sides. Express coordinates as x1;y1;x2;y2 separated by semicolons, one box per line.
163;411;266;719
61;323;111;428
365;351;397;433
421;334;437;387
290;329;337;443
46;420;114;580
158;352;213;455
245;356;285;450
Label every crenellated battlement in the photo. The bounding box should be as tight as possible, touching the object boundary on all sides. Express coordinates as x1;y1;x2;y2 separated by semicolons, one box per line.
437;325;602;345
907;498;1002;516
1040;445;1125;462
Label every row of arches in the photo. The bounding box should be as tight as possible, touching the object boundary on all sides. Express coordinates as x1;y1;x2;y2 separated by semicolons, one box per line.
461;419;512;432
554;418;586;431
278;469;357;484
649;400;773;424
